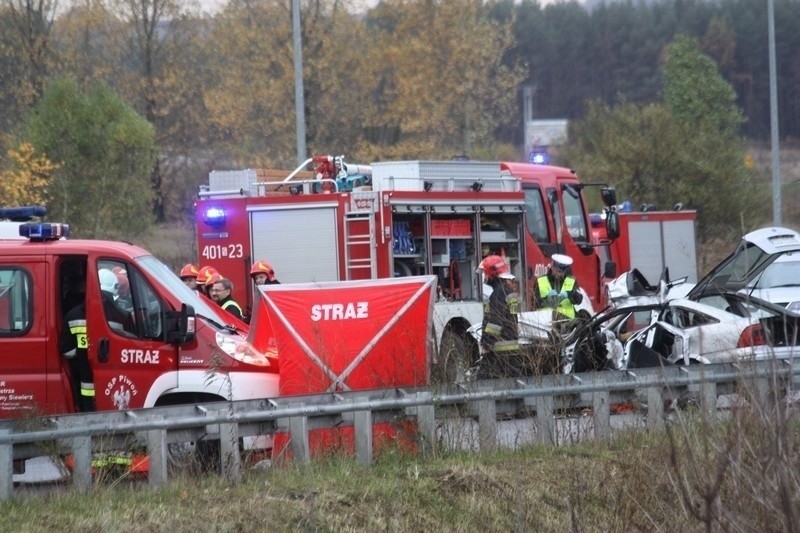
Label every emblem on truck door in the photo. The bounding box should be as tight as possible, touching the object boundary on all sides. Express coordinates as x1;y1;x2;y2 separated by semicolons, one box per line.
104;375;139;410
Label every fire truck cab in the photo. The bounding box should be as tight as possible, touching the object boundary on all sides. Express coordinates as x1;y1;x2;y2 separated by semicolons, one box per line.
0;213;278;419
509;163;620;310
195;156;619;380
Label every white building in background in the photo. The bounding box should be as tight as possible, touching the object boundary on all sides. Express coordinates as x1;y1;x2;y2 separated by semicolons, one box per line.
524;119;568;165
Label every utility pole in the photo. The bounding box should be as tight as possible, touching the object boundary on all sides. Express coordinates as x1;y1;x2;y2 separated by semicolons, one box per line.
292;0;307;165
768;0;781;225
523;85;535;157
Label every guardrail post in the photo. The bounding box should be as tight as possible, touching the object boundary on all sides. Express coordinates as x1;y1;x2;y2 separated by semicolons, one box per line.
699;380;717;419
354;408;373;466
218;412;241;483
740;362;772;410
647;387;665;431
0;430;12;501
146;426;168;488
477;398;497;451
755;375;771;410
289;404;310;464
535;395;555;445
592;391;611;440
414;392;436;457
71;435;92;492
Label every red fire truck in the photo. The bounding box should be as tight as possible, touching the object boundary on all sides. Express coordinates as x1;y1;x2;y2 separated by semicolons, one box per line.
0;211;278;419
195;156;619;379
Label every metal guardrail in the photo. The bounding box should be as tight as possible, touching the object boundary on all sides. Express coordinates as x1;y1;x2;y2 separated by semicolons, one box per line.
1;358;798;500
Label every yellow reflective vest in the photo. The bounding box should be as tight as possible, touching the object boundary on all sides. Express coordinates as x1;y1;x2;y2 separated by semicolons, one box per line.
537;276;577;319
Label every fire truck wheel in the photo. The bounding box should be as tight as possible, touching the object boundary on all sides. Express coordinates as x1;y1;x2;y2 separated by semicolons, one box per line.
157;394;224;474
433;329;475;385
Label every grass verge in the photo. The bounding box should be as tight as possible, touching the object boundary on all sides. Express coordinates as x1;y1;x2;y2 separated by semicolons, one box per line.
2;401;797;532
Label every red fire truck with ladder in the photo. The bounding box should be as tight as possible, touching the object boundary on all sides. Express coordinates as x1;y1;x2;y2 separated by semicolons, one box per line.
195;155;619;381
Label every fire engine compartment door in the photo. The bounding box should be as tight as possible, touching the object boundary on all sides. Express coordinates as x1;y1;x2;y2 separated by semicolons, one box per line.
249;205;340;284
628;220;697;285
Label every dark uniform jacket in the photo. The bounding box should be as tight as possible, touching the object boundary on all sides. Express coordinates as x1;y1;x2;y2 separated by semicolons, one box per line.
219;295;244;320
481;277;521;355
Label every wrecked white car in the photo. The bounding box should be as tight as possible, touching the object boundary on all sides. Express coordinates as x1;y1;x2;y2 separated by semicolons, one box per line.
565;293;799;372
469;292;800;375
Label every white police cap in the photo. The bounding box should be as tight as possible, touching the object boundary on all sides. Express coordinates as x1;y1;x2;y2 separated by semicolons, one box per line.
551;254;573;269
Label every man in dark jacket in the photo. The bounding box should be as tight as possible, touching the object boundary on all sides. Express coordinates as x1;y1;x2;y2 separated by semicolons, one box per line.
61;300;94;412
209;275;244;320
476;255;521;379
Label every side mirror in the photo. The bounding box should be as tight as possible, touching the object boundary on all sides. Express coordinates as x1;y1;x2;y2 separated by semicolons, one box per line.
605;210;620;240
164;303;196;345
600;187;617;207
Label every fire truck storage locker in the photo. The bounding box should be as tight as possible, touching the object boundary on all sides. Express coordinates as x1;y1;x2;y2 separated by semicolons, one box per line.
249;202;340;284
624;212;698;284
391;206;524;303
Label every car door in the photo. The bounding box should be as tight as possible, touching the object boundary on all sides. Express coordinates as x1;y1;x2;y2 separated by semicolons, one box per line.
86;258;179;411
0;259;61;416
658;302;751;364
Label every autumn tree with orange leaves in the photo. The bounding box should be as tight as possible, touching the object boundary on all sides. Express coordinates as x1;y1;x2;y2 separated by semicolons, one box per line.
0;142;55;206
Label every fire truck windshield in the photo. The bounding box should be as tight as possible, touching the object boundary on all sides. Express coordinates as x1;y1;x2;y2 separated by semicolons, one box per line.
135;255;240;327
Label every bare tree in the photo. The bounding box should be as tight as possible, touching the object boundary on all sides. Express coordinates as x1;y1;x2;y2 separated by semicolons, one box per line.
109;0;202;222
4;0;58;106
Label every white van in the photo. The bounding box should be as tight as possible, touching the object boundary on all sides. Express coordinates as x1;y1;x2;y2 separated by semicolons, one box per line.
0;221;25;240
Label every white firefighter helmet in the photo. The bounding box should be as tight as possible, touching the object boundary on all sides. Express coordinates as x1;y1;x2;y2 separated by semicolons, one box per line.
98;268;119;297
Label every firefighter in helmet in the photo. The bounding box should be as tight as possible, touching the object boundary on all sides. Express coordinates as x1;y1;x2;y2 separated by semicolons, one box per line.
179;263;200;291
60;276;93;412
244;260;279;324
112;266;133;312
250;260;280;286
534;253;583;320
196;265;219;297
476;255;521;379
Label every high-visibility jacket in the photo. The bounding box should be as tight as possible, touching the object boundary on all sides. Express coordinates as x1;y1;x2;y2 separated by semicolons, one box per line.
537;275;577;319
60;303;95;412
220;297;243;319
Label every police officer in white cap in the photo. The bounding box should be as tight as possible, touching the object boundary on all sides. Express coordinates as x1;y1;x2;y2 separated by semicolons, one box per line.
534;253;583;319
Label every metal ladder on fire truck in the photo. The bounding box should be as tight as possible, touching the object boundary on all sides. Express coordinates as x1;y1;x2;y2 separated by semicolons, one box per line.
343;191;379;280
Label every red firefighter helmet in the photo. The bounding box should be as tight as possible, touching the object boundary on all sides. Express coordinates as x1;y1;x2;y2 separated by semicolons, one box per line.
249;260;276;282
180;263;199;279
476;255;514;280
197;265;219;286
205;271;223;288
112;266;130;296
